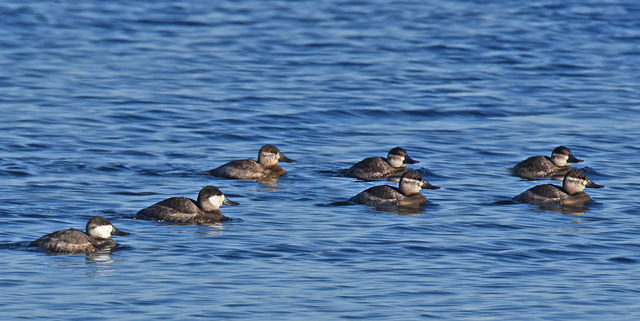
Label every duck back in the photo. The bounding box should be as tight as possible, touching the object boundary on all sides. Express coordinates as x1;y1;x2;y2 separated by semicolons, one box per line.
29;228;99;254
512;156;557;178
345;157;407;180
513;184;592;205
350;185;426;207
137;197;227;224
210;159;266;179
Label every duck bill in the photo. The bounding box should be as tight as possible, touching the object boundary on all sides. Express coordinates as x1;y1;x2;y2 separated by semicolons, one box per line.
586;180;604;189
404;154;420;165
111;226;130;236
422;182;440;190
279;153;296;163
223;196;240;206
568;154;583;163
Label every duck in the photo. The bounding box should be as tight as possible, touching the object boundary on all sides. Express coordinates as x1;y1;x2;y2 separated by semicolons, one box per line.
208;144;295;180
344;147;420;180
29;216;129;254
136;185;238;224
349;169;440;208
511;146;583;179
513;168;604;205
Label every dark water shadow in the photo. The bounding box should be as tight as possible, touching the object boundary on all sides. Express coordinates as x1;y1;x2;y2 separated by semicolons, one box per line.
579;166;608;177
316;169;347;178
0;241;31;251
5;241;130;258
319;168;436;183
414;167;439;178
372;205;426;216
199;171;282;188
507;166;606;182
132;215;239;227
320;200;430;216
316;168;392;182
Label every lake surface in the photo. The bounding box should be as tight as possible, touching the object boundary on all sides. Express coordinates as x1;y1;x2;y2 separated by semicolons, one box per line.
1;0;640;319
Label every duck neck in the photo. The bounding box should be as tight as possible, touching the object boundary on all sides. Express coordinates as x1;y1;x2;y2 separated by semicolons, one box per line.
92;238;118;250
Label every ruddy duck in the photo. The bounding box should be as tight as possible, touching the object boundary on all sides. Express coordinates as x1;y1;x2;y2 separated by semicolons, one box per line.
136;185;238;224
29;216;129;254
344;147;420;180
208;144;295;180
349;170;440;208
511;146;583;179
513;168;604;205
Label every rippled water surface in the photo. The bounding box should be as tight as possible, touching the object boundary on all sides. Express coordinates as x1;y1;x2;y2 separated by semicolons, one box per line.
2;0;640;319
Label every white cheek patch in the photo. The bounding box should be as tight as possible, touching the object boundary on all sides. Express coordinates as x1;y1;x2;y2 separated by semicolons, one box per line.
564;177;586;193
400;179;422;192
552;154;569;166
388;155;404;167
208;195;224;208
260;152;279;166
90;225;114;239
565;177;585;185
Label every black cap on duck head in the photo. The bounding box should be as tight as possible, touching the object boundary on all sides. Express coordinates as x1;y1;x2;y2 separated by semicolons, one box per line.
401;169;440;190
388;147;419;165
199;185;223;198
86;216;129;237
553;146;583;163
198;185;239;206
260;144;295;163
563;168;604;190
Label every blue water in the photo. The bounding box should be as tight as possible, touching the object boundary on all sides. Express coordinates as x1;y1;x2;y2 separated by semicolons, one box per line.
1;0;640;319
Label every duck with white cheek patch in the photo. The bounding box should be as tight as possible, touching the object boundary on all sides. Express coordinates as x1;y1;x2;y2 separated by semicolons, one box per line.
349;169;440;208
208;144;295;180
513;168;604;206
511;146;584;179
136;185;238;224
344;147;420;180
29;216;129;254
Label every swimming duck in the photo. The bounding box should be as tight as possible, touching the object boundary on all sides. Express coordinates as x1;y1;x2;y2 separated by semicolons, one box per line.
208;144;295;180
513;168;604;205
511;146;583;179
29;216;129;254
349;169;440;208
344;147;419;180
136;185;238;224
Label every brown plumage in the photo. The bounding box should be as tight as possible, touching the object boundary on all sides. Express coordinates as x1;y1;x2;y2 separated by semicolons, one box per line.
344;157;411;180
349;169;439;208
349;185;428;207
136;185;238;224
511;146;583;179
513;169;604;205
208;144;294;179
29;216;128;254
512;184;592;205
511;156;571;178
344;147;419;180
